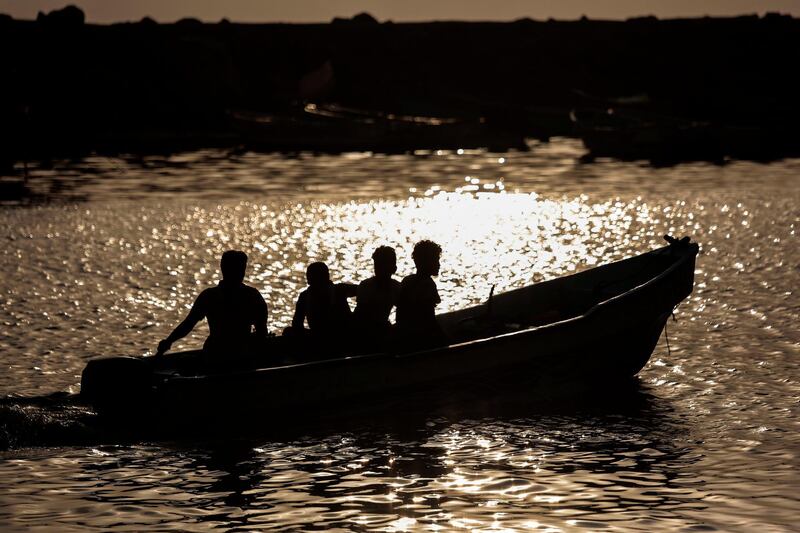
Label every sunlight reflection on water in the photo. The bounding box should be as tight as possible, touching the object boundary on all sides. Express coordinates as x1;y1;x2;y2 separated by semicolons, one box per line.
1;188;683;369
1;140;799;531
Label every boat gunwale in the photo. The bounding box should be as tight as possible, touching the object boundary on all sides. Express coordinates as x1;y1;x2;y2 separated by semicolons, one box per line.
161;241;698;383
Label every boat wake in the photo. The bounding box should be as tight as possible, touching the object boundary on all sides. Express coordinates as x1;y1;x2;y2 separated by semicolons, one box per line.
0;378;664;450
0;393;104;450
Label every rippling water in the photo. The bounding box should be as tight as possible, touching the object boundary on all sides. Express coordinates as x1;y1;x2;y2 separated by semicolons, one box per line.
1;139;799;531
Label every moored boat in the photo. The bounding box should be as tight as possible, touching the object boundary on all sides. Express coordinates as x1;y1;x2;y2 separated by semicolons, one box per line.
570;107;726;163
81;236;698;421
228;103;528;153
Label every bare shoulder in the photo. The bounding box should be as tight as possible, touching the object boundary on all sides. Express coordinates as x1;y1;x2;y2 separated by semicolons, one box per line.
417;275;437;290
243;283;267;301
400;273;417;287
197;286;217;300
242;283;262;294
192;286;217;313
359;276;377;288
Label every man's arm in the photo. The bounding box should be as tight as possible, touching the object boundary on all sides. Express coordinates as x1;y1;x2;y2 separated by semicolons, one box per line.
155;294;206;356
291;292;307;331
338;282;359;299
428;279;442;306
253;291;269;336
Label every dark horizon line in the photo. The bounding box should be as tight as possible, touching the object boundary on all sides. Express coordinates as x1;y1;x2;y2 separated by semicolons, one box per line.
3;9;795;26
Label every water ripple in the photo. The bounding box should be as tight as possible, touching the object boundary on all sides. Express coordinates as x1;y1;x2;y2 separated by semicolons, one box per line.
1;141;799;530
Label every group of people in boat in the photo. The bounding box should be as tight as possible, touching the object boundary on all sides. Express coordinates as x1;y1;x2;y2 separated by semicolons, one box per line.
155;240;447;362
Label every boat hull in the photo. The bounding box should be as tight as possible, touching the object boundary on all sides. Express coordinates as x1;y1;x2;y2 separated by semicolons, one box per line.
81;240;698;421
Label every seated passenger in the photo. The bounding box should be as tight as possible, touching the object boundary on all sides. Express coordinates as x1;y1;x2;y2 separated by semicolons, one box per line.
155;250;269;369
353;246;401;349
395;240;448;350
286;262;357;343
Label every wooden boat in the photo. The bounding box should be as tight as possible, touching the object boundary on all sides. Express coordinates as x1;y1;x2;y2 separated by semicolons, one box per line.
81;237;698;420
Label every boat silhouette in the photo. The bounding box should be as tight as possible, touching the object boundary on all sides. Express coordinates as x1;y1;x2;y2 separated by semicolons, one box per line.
81;237;698;423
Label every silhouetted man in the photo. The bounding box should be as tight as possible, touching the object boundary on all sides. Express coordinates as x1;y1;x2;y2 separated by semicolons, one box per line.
287;262;357;343
396;240;448;350
155;250;268;364
353;246;401;349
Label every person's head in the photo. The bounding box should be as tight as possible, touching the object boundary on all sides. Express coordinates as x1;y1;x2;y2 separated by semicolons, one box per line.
306;261;330;287
220;250;248;283
372;246;397;279
412;240;442;276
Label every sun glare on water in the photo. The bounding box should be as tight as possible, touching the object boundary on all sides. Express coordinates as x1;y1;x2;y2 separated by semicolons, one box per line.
227;187;659;328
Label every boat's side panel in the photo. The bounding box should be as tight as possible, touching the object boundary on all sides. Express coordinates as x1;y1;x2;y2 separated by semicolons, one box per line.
439;245;677;339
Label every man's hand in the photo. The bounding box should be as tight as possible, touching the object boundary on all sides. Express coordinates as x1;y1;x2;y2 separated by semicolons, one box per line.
155;339;172;357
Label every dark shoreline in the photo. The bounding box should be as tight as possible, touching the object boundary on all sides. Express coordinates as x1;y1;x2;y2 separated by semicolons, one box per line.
2;7;800;166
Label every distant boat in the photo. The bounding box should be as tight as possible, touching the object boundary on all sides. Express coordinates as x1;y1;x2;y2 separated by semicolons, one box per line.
228;103;527;153
571;108;724;162
81;237;698;421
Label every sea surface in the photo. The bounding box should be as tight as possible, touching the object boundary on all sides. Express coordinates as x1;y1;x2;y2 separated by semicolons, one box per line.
1;139;799;531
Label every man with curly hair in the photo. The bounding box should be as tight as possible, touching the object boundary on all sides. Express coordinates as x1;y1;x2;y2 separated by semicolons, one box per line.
396;240;448;350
